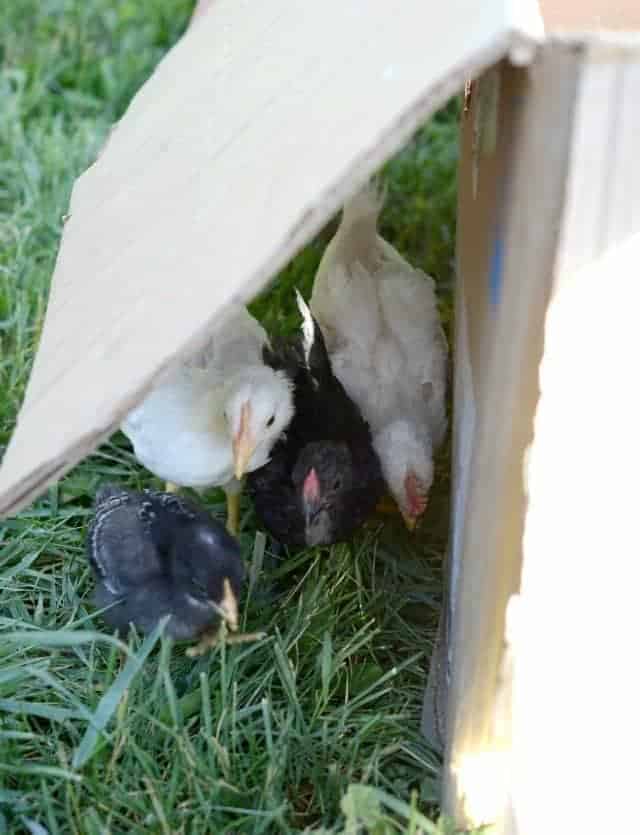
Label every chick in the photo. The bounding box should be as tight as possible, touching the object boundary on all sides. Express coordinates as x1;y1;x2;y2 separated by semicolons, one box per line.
310;183;448;530
87;484;260;655
247;292;385;546
121;305;294;535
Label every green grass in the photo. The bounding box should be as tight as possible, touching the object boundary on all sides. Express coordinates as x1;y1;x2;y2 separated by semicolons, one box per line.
1;2;463;832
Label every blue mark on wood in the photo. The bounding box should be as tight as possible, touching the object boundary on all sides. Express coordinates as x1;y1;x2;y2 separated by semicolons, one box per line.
489;232;504;308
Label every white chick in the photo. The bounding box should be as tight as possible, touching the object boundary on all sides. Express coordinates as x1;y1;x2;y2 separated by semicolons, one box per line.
121;305;294;534
310;183;448;530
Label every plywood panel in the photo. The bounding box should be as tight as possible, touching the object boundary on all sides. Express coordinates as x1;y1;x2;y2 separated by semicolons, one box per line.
541;0;640;31
511;38;640;835
442;45;581;829
0;0;540;516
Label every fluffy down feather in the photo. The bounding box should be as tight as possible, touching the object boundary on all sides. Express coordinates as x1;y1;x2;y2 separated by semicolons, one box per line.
310;183;448;526
247;293;384;547
87;484;244;643
121;305;294;491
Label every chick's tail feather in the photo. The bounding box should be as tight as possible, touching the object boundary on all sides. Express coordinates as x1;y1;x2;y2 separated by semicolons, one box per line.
334;179;386;266
295;290;333;383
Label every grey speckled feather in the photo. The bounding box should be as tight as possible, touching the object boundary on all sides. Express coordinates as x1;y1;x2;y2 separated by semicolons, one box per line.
87;484;244;640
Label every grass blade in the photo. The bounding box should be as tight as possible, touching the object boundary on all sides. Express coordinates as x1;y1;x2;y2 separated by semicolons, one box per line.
3;629;128;652
21;819;50;835
0;699;81;722
0;764;81;783
72;619;168;769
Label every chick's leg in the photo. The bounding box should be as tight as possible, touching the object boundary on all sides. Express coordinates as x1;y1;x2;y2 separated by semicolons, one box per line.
186;628;266;658
186;631;219;658
226;493;240;536
224;479;243;536
375;493;399;516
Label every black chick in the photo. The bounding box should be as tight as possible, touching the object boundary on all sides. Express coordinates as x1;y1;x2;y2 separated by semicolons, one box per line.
87;484;246;655
246;292;385;546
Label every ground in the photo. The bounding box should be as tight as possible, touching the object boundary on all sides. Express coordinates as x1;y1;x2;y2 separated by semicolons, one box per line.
0;2;467;833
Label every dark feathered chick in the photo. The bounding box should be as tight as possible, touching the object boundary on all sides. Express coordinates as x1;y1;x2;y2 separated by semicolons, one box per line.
247;292;385;546
87;484;247;655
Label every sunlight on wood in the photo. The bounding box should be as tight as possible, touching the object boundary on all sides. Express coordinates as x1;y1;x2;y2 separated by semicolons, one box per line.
452;749;510;827
513;232;640;835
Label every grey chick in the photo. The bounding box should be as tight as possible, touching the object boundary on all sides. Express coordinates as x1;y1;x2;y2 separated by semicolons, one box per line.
87;484;249;656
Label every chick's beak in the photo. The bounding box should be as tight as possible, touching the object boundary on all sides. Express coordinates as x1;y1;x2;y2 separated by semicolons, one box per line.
401;510;419;532
302;467;321;518
219;578;239;632
403;472;428;532
232;402;255;480
302;468;333;545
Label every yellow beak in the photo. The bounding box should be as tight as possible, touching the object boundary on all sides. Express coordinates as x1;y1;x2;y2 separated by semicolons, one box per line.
401;511;418;532
232;402;255;480
219;578;239;632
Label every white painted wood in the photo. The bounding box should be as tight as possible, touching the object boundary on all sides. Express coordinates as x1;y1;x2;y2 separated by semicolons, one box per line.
540;0;640;31
441;46;582;829
0;0;539;516
442;34;640;833
511;40;640;835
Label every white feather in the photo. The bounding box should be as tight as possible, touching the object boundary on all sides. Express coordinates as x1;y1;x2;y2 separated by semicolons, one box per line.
295;288;315;367
310;183;448;517
121;305;294;490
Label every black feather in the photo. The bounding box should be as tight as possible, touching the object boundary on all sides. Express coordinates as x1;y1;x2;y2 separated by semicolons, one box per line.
87;484;244;640
303;309;334;386
249;302;384;546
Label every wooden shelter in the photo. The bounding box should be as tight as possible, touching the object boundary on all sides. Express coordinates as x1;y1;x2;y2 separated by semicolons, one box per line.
1;1;639;831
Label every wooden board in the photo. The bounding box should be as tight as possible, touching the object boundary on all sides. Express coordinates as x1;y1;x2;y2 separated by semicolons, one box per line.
440;31;640;832
0;0;540;517
541;0;640;30
511;36;640;835
440;46;582;828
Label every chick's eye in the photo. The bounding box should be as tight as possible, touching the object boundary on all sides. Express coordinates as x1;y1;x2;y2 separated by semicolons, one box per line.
266;415;275;428
332;477;342;491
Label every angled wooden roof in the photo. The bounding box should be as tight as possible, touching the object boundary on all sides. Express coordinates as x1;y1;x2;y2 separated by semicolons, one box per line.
0;0;541;516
